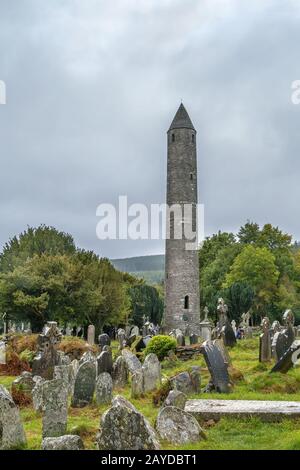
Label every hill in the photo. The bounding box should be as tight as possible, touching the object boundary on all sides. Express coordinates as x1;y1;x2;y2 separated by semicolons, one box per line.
111;254;165;284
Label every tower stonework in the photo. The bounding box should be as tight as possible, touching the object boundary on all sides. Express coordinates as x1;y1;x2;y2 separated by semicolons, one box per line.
164;104;200;335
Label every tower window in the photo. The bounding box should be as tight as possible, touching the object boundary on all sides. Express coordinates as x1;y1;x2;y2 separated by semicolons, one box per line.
172;133;175;142
192;134;195;143
190;173;193;180
184;295;189;310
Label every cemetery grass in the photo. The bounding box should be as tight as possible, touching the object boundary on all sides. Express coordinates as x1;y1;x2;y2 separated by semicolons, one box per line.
1;338;300;450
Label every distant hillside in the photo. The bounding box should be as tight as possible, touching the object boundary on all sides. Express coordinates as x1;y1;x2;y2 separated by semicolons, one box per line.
111;254;165;284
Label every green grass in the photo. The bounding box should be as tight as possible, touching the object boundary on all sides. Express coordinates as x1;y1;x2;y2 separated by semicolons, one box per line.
1;336;300;450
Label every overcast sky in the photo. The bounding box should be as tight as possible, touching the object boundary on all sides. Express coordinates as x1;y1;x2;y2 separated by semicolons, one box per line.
0;0;300;259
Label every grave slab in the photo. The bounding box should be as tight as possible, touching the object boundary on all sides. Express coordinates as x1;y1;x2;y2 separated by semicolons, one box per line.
185;399;300;422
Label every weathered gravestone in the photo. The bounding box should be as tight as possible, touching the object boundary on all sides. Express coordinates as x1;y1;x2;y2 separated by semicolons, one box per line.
200;340;230;393
98;333;111;350
259;317;272;362
42;435;84;450
79;350;96;366
112;355;128;388
0;340;6;365
96;395;160;450
96;372;113;405
170;370;200;395
156;406;205;445
54;365;69;392
68;359;79;395
189;334;198;345
131;369;144;398
271;340;300;374
42;379;68;438
97;346;113;375
176;330;185;346
163;390;187;410
87;325;95;346
142;353;161;392
32;322;62;379
122;349;142;374
117;328;126;350
0;385;27;449
32;376;46;412
71;361;96;407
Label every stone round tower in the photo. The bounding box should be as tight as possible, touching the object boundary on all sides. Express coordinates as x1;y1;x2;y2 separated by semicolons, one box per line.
164;103;200;335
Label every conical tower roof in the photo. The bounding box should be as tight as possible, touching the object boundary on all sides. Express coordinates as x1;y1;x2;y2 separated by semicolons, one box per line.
169;103;195;131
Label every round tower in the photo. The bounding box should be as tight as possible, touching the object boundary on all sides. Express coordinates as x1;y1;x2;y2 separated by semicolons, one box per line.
164;103;200;335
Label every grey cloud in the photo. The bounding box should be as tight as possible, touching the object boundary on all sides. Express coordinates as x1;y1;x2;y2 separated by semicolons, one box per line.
0;0;299;259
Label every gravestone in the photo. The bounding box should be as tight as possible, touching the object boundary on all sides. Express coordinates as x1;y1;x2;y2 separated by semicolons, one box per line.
54;365;69;392
259;317;272;362
283;309;295;347
190;366;201;393
42;379;68;438
112;356;128;388
131;325;140;337
96;396;160;450
32;322;62;379
271;340;300;374
272;331;288;362
71;361;96;407
32;376;46;412
231;320;237;336
0;386;27;450
68;359;79;395
131;369;144;398
142;353;161;392
200;340;230;393
189;334;198;345
217;298;236;347
97;347;113;375
164;390;187;409
170;371;195;395
42;435;84;450
156;406;205;445
98;333;111;350
79;350;96;366
200;307;212;341
95;372;113;405
176;332;185;346
87;325;95;345
122;349;142;374
117;328;126;350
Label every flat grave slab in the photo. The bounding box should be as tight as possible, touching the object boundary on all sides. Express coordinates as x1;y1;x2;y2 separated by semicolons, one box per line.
185;399;300;422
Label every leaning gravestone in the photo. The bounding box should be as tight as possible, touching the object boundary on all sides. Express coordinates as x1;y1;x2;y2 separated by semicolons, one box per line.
97;347;113;375
122;349;142;374
32;322;62;379
95;372;113;405
271;340;300;374
96;395;160;450
200;340;230;393
117;328;126;350
0;386;27;450
87;325;95;346
71;361;96;407
42;379;68;438
156;406;205;445
142;353;161;392
112;356;128;388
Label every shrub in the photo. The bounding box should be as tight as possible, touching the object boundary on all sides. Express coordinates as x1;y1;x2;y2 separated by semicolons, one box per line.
58;336;98;360
143;335;177;361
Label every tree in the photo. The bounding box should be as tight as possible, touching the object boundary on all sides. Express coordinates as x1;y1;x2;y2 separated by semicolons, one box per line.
238;221;260;245
223;245;279;317
222;282;254;322
128;284;164;327
0;225;76;273
199;231;236;270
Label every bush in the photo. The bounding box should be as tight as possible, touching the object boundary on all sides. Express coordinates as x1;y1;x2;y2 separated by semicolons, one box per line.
143;335;177;361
